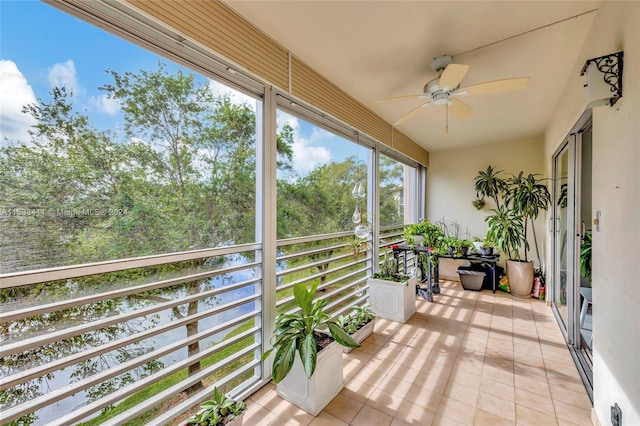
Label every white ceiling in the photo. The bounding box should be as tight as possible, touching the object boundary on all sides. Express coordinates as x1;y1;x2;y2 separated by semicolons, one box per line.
224;1;599;152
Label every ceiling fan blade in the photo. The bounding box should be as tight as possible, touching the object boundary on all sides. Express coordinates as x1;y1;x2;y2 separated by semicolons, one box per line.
394;101;433;125
375;94;427;103
458;77;530;96
439;64;470;91
449;98;475;120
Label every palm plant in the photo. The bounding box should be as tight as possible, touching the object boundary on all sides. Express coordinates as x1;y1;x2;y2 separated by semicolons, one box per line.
505;172;551;264
485;205;524;260
263;283;359;383
474;165;509;209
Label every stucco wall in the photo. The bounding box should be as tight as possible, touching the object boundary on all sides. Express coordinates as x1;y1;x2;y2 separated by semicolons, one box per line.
544;2;640;425
426;137;546;278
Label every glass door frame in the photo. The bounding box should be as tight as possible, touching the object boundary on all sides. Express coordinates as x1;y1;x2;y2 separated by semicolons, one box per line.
551;110;593;399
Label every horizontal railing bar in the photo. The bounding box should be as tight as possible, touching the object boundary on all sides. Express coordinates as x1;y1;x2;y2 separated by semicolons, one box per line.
0;278;260;358
276;241;349;263
280;275;368;317
147;360;260;425
53;336;261;426
0;243;261;288
276;250;352;278
329;293;370;320
323;286;367;315
0;260;260;323
10;323;261;425
276;230;356;247
275;257;369;295
0;297;260;390
99;344;261;426
276;266;369;309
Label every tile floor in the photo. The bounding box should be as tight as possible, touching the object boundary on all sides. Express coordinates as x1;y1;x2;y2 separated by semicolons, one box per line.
244;281;593;425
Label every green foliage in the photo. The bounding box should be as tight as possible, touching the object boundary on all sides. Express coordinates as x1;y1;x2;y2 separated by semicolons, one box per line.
580;232;592;284
402;221;445;248
472;198;486;210
474;166;508;208
337;305;375;334
262;283;359;383
185;387;246;426
485;205;524;260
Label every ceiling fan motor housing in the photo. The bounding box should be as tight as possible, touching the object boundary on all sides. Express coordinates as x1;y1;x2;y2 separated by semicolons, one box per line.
431;54;453;72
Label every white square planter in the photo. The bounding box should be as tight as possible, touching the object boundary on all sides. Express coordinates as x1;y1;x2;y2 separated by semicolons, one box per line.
275;340;344;416
368;276;417;323
343;319;375;353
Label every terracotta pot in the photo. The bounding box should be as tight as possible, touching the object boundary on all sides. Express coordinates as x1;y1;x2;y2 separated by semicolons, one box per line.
506;259;534;298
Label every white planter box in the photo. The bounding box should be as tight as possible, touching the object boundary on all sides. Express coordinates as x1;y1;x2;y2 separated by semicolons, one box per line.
368;276;417;323
343;319;374;353
276;340;344;416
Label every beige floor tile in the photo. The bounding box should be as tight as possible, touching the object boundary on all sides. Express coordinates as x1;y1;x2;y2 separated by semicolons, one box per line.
431;412;468;426
553;400;592;424
442;380;480;405
248;382;276;403
308;412;349;426
477;393;516;422
515;404;559;426
404;382;443;412
393;399;437;425
351;405;393;426
247;282;592;426
243;404;280;426
366;388;404;417
436;395;477;424
515;387;556;417
323;392;363;424
474;408;516;426
378;374;414;398
481;364;514;386
342;378;376;403
548;384;592;410
479;376;515;402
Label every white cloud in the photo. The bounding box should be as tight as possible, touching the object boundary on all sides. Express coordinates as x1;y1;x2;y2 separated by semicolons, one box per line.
48;59;81;95
207;80;257;111
0;60;37;145
277;112;332;173
90;93;120;115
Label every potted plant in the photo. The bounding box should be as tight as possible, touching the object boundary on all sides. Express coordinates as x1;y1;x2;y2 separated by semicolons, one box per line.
485;172;550;298
367;254;416;323
337;304;376;353
444;237;473;257
262;283;359;415
403;220;445;248
480;236;496;256
184;387;246;426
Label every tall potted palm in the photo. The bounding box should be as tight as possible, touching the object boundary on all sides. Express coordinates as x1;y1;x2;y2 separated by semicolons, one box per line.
496;172;550;298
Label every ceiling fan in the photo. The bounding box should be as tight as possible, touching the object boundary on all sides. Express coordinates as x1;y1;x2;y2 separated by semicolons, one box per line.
376;54;530;132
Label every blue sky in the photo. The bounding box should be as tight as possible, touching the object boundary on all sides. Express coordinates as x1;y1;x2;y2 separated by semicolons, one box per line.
0;1;367;174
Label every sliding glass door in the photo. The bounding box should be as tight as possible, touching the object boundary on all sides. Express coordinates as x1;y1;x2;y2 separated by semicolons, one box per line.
551;113;593;398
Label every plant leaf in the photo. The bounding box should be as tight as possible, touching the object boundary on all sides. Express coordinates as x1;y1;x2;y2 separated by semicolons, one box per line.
298;333;317;378
327;321;360;348
272;336;297;383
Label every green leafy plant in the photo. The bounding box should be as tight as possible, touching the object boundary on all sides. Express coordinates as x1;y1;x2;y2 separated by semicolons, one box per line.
262;283;359;383
472;198;486;210
373;255;406;282
505;172;551;263
580;232;592;284
185;387;246;425
485;205;524;260
474;165;508;208
337;305;375;335
403;221;445;248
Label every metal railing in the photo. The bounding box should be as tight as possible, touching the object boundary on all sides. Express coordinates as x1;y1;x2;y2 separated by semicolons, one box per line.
0;226;410;425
